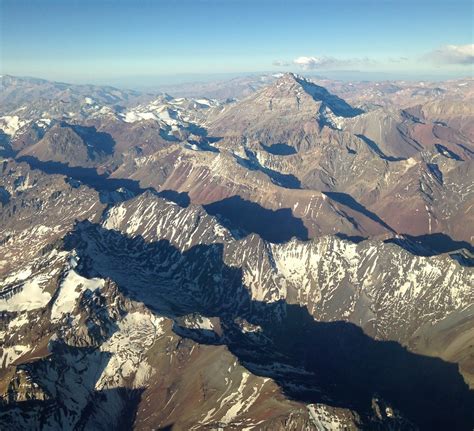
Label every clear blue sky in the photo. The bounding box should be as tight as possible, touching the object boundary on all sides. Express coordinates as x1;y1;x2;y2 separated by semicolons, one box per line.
1;0;472;86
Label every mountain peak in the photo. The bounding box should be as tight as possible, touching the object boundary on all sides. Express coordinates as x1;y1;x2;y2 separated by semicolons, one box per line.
270;71;306;90
275;72;305;83
208;72;363;137
260;72;363;118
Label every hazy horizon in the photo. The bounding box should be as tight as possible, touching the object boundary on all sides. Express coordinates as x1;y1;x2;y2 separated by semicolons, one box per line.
3;69;473;93
1;0;472;89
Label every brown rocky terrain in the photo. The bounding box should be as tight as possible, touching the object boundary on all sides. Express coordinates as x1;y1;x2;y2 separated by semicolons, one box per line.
0;73;473;430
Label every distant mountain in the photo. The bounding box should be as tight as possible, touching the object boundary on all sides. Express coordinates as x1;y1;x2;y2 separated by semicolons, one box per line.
208;73;363;139
156;73;281;100
0;75;150;117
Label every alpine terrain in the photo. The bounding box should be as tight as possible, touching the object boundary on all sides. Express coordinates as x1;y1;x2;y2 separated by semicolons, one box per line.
0;72;473;430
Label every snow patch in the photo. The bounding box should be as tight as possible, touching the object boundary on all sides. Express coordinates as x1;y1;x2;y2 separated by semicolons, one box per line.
51;269;104;320
0;115;28;136
0;276;52;312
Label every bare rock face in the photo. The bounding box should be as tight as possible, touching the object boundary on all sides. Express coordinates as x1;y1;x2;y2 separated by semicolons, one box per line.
0;74;473;430
18;122;116;168
0;159;105;276
208;73;362;141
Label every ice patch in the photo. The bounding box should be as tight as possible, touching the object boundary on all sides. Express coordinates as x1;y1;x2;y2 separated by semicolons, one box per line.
0;276;52;312
51;269;104;320
123;111;158;123
95;311;165;388
195;99;212;107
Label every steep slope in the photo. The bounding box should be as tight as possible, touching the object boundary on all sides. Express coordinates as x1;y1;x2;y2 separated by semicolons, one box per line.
0;159;105;276
18;122;115;168
0;167;367;429
111;145;394;240
1;189;472;429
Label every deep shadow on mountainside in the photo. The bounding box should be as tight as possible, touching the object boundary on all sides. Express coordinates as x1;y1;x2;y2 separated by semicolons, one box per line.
15;155;473;261
1;388;144;431
0;344;144;431
63;221;474;430
204;195;309;243
16;155;144;194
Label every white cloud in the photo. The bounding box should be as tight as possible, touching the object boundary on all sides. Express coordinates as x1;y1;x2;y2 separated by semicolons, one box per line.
291;56;376;70
425;44;474;65
293;56;323;69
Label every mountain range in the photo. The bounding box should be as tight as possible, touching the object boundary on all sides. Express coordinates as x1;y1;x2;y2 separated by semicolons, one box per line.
0;72;473;430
